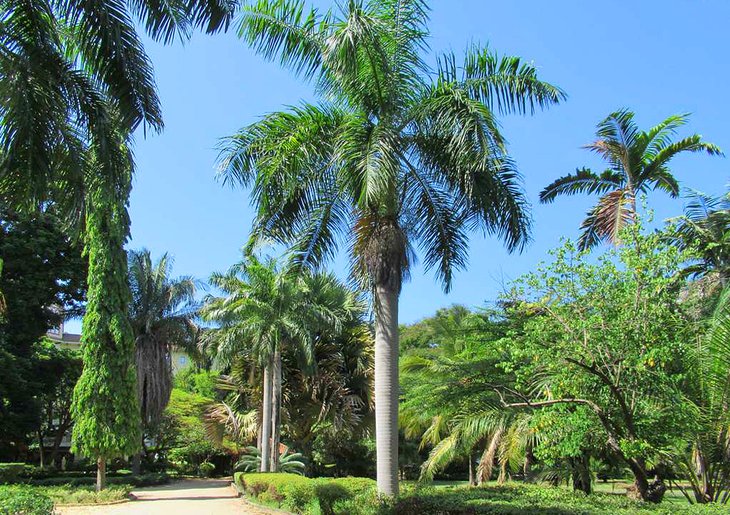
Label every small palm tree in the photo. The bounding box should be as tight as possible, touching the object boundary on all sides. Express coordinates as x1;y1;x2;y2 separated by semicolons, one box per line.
669;189;730;285
235;446;307;475
220;0;563;496
202;255;352;473
539;110;722;249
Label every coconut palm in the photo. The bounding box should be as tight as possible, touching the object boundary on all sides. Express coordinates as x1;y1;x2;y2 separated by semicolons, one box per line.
219;0;563;495
539;110;722;249
668;189;730;285
201;255;354;472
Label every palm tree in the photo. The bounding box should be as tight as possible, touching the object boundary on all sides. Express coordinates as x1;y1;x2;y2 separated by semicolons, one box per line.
219;0;563;496
669;189;730;285
201;255;352;472
539;110;722;249
127;249;198;472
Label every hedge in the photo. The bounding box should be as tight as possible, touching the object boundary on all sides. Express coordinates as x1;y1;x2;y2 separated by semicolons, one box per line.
0;486;54;515
235;473;377;515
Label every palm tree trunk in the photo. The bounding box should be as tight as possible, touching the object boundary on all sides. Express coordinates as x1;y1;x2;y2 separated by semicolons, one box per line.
270;349;282;472
260;360;273;472
374;284;399;497
96;457;106;492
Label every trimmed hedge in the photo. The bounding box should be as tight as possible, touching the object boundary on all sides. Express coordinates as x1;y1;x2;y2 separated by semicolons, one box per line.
235;475;730;515
0;486;54;515
29;472;169;488
0;465;26;485
235;473;377;514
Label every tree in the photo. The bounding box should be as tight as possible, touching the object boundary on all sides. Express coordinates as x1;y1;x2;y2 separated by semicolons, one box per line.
127;249;199;472
668;189;730;286
1;0;236;490
539;110;721;249
0;207;85;459
501;224;697;502
220;0;563;495
202;255;355;472
672;287;730;504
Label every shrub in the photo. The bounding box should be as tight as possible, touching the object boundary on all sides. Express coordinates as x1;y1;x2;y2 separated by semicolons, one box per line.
0;464;27;485
198;461;215;478
0;486;54;515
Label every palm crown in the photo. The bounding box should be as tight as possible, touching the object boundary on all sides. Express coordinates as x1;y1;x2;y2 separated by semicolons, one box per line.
219;0;564;291
539;110;722;249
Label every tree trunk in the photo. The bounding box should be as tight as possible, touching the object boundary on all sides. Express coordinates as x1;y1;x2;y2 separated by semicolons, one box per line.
49;418;71;466
131;451;142;475
270;349;282;472
626;459;665;503
260;360;273;472
374;284;399;497
571;454;592;494
37;430;45;469
468;453;476;486
96;457;106;492
523;445;536;483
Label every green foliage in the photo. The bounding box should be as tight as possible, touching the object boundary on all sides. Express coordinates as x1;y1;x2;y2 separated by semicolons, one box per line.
0;464;26;485
0;486;54;515
0;208;85;458
236;473;378;514
235;447;306;475
28;472;168;488
198;461;216;478
175;368;220;398
71;170;141;463
157;388;229;474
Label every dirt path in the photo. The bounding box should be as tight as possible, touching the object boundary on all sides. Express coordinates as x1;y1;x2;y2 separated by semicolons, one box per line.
57;479;279;515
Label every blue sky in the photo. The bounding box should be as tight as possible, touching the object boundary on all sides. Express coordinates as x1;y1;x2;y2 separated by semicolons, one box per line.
72;1;730;329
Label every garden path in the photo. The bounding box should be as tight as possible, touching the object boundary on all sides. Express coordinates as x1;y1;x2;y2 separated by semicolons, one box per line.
56;478;277;515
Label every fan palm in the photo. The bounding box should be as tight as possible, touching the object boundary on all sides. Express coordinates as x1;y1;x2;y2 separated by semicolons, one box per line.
201;255;353;472
219;0;563;496
668;189;730;285
539;110;722;249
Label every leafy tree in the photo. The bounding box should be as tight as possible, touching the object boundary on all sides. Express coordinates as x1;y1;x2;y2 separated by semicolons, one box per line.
220;0;563;496
539;110;721;249
34;341;82;469
127;249;199;472
0;208;85;459
501;224;697;502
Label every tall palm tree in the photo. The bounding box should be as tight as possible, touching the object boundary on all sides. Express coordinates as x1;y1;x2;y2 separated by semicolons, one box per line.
219;0;563;496
669;189;730;286
539;110;722;249
127;249;198;471
201;255;351;472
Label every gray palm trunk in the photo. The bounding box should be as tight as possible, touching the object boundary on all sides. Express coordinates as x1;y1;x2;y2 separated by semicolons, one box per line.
270;350;282;472
374;285;400;497
260;361;273;472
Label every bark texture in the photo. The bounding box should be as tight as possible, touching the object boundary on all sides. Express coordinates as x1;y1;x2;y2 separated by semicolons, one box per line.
270;350;282;472
374;285;399;497
260;362;272;472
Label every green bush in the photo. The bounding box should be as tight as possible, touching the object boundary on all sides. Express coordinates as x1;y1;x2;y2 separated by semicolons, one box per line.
0;486;54;515
29;472;169;488
198;461;215;478
0;464;27;485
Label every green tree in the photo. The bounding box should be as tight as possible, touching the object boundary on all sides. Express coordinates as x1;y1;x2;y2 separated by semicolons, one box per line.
127;249;199;472
539;110;721;249
0;208;85;459
502;225;696;502
220;0;563;495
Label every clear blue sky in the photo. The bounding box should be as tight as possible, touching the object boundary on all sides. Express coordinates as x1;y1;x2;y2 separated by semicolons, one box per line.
79;1;730;329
